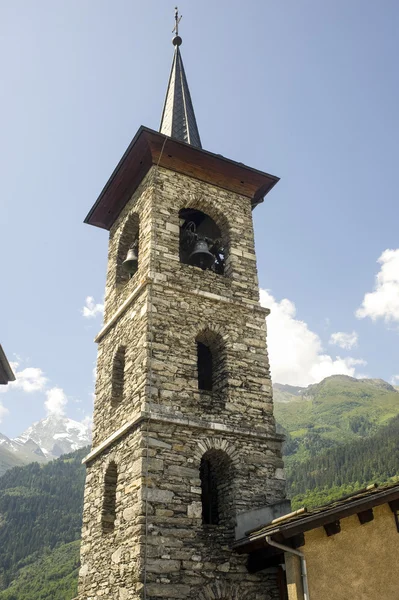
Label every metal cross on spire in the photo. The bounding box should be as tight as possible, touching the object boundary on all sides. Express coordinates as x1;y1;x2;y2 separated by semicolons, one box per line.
172;6;182;37
159;6;202;148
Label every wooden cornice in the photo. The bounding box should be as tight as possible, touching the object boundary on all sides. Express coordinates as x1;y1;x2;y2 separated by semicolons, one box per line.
84;126;279;231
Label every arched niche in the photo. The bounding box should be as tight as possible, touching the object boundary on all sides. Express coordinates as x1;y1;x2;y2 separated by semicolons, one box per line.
179;208;227;275
200;449;235;527
116;212;140;286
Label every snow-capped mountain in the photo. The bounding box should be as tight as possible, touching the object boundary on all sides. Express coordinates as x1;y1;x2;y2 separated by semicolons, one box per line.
0;415;91;476
15;415;92;459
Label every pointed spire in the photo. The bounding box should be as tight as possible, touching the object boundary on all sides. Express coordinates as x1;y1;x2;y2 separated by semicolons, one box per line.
159;8;202;148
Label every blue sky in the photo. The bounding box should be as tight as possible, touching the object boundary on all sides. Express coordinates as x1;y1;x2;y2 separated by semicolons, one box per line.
1;0;399;437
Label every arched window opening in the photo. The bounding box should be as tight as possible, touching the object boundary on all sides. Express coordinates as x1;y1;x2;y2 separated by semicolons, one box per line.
195;331;227;404
197;342;213;391
102;462;118;533
200;449;234;527
116;213;140;286
111;346;126;406
200;456;219;524
179;208;226;275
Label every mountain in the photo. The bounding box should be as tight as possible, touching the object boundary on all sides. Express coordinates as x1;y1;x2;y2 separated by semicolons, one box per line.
288;413;399;509
0;434;47;477
0;415;91;477
15;415;91;459
273;383;305;402
272;374;399;509
0;440;26;476
273;374;399;463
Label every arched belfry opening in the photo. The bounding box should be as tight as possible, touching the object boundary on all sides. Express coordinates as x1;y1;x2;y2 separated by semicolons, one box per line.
179;209;226;275
116;212;140;286
200;449;235;527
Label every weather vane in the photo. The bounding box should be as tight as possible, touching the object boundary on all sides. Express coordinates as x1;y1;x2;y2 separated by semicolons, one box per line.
172;6;182;36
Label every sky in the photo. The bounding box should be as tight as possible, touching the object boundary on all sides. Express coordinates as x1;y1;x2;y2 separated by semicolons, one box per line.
1;0;399;438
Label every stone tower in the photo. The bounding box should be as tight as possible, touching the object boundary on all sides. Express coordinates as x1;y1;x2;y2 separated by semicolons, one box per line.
77;21;286;600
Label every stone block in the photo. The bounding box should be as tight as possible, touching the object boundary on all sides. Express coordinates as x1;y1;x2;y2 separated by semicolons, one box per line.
143;488;174;503
187;502;202;519
146;558;181;573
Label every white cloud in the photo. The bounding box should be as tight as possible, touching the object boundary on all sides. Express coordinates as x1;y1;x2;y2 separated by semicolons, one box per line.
329;331;358;350
1;362;48;393
45;387;68;416
82;296;104;319
391;375;399;385
0;401;9;423
81;414;93;432
356;249;399;324
260;289;366;386
1;356;82;423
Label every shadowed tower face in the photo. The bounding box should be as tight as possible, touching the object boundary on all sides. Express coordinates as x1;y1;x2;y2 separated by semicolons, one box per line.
77;11;286;600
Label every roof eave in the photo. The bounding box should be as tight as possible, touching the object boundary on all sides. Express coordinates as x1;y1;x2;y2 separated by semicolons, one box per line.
84;126;280;231
0;345;15;385
234;485;399;554
84;126;149;228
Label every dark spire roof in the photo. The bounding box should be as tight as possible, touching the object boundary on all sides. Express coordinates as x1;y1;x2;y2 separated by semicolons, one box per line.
159;35;202;149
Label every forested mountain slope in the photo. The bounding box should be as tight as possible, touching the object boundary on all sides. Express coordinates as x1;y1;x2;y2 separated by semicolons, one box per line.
0;542;80;600
274;374;399;464
288;413;399;508
0;447;87;593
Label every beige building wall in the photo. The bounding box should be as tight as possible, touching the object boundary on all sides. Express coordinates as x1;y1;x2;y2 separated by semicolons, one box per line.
288;504;398;600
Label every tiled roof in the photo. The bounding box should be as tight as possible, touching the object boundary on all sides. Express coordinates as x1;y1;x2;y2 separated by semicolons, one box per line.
234;481;399;553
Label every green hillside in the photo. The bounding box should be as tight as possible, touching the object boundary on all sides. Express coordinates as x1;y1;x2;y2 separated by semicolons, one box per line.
274;375;399;463
0;541;79;600
288;413;399;509
0;447;87;592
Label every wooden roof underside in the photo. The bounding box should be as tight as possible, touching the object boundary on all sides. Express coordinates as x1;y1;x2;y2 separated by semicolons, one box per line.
84;127;279;231
0;345;15;385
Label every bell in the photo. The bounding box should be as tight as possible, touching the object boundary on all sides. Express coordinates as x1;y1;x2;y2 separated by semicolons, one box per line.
122;247;138;275
188;239;215;270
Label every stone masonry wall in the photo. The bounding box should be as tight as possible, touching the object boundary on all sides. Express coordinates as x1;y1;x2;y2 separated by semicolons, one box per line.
78;164;286;600
94;167;276;437
145;280;274;433
92;286;148;447
103;169;154;323
151;167;260;305
140;421;285;599
79;427;144;599
78;422;285;600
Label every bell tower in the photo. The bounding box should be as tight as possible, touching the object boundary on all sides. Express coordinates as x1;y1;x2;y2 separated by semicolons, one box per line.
77;13;286;600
